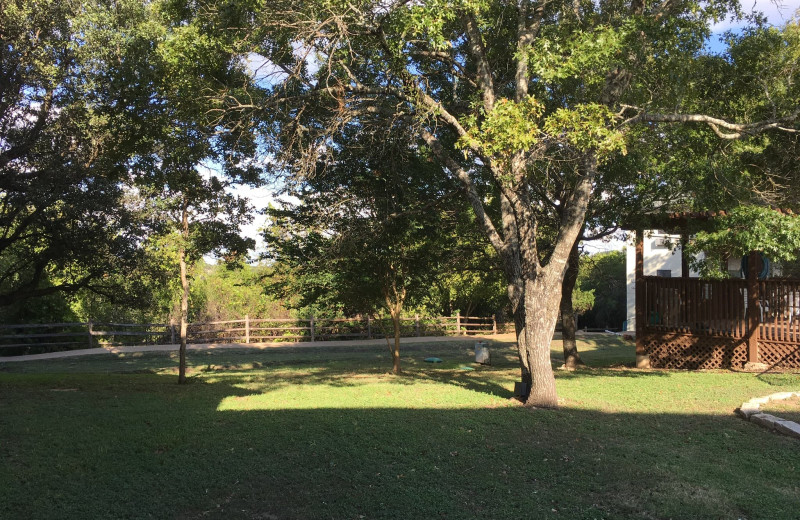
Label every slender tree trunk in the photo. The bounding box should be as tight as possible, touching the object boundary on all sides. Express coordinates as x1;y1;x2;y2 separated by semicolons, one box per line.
499;194;532;389
560;238;585;369
390;305;401;375
178;199;189;385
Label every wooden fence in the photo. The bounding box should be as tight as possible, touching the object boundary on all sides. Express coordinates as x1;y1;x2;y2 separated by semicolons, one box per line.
0;313;499;356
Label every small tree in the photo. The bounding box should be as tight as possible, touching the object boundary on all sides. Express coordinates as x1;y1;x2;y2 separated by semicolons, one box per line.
265;144;460;374
130;15;259;383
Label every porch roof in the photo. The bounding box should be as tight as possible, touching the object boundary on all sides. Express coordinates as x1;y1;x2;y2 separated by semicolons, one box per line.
620;207;797;232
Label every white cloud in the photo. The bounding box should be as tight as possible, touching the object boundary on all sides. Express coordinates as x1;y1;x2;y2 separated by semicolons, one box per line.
712;0;797;32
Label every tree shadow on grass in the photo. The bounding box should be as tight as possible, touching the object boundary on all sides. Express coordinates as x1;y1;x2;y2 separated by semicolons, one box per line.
554;367;671;380
0;336;666;403
3;371;800;520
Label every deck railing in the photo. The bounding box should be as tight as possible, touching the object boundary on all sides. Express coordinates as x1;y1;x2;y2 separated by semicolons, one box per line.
641;276;800;342
758;279;800;344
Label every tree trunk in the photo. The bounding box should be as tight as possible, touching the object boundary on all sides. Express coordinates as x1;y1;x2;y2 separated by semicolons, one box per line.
513;297;532;389
390;306;402;375
560;238;585;369
178;199;189;385
522;271;562;407
499;194;532;389
519;154;598;407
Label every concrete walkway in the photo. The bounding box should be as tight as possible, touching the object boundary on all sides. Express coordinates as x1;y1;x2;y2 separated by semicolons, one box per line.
0;334;515;363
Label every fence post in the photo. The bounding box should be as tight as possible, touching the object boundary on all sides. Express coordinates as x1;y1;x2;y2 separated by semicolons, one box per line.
310;315;315;342
746;251;760;365
87;320;94;348
245;314;250;344
492;316;497;335
634;228;650;368
366;315;372;339
456;311;461;335
415;314;420;337
170;322;176;345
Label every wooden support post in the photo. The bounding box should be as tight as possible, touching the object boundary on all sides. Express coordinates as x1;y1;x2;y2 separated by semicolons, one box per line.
366;315;372;339
492;316;497;335
456;311;461;335
87;321;94;349
310;316;315;343
746;251;760;365
680;229;690;279
635;229;650;368
170;323;176;345
245;315;250;344
415;314;420;337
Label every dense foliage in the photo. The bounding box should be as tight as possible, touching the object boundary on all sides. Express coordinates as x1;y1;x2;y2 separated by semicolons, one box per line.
687;207;800;278
576;250;626;330
0;0;156;307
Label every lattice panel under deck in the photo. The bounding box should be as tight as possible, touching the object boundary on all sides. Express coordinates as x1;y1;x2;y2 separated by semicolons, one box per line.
642;332;747;369
759;341;800;368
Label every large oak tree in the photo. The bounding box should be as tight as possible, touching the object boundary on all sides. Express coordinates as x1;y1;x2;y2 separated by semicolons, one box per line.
177;1;799;405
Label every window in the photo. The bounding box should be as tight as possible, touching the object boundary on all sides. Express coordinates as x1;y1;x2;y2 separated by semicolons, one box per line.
656;269;672;278
652;237;670;249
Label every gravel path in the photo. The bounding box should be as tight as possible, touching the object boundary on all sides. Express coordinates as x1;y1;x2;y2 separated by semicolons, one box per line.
0;334;514;363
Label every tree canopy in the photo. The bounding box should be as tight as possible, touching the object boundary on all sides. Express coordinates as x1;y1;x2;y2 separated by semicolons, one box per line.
193;0;800;405
0;0;156;307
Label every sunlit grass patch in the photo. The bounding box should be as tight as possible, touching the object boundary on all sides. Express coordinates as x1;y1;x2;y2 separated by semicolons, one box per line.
217;374;516;411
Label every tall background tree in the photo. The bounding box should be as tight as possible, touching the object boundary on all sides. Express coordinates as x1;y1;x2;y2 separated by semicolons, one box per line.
0;0;159;310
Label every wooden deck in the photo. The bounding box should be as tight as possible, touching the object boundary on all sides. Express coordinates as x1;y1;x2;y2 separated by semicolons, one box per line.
639;276;800;369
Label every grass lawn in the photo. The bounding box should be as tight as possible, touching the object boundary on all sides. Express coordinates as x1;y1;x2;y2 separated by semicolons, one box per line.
1;335;799;519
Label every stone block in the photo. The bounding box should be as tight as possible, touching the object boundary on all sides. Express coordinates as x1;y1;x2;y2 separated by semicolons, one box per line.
749;397;771;405
768;392;795;401
743;362;769;372
737;403;761;418
774;420;800;439
750;413;780;430
635;354;651;369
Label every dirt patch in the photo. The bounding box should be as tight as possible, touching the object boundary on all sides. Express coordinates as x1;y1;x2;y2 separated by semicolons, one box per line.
761;395;800;424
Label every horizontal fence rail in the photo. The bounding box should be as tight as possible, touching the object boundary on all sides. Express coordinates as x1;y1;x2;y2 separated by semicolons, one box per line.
0;313;499;356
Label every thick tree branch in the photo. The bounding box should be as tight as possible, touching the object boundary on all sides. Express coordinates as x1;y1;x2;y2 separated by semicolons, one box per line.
630;109;800;139
515;0;548;102
419;128;506;255
0;89;53;168
462;12;496;112
545;153;597;272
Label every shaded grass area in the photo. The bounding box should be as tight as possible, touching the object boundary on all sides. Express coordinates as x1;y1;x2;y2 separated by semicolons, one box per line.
2;336;799;519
